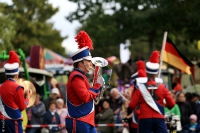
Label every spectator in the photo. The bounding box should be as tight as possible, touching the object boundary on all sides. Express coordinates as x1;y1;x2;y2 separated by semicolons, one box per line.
27;94;46;133
44;88;60;111
123;87;136;133
120;100;131;133
164;92;181;117
96;99;114;133
43;102;61;133
176;92;192;127
182;114;200;133
56;98;68;133
172;76;182;93
191;93;200;123
109;88;123;124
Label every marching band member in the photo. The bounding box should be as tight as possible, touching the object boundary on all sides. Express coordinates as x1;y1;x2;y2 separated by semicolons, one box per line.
129;51;175;133
0;51;32;133
65;31;104;133
129;60;146;133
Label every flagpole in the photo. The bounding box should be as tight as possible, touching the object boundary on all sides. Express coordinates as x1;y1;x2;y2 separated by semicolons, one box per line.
158;31;168;78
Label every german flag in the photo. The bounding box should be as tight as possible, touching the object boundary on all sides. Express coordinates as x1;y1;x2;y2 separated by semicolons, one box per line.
163;37;194;75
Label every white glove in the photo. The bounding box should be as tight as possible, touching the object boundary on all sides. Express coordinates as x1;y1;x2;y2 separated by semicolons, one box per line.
96;76;105;87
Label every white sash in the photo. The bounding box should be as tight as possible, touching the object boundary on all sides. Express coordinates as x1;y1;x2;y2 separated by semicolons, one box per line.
137;83;162;114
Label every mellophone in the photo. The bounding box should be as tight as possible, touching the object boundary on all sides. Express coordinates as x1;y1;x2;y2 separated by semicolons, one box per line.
90;57;112;104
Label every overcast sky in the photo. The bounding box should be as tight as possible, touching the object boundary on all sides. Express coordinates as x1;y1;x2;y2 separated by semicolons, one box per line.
0;0;80;54
48;0;80;54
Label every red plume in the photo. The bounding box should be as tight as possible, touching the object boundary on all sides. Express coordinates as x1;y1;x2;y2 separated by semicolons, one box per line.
137;60;145;70
8;51;20;64
138;70;146;77
75;30;93;50
149;51;160;63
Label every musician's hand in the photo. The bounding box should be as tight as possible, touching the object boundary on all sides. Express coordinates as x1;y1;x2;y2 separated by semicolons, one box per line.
97;76;105;86
24;89;32;99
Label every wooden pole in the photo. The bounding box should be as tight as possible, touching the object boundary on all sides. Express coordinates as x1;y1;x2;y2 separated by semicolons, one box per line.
158;31;168;78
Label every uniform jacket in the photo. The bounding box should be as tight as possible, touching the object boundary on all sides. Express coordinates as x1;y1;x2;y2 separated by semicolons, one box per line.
0;79;29;120
66;68;102;126
129;79;175;119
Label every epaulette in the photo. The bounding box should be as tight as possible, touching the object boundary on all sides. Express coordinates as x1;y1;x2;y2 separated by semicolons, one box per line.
136;77;147;84
155;77;163;83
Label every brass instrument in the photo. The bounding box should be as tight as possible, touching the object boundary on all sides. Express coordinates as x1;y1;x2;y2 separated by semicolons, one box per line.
91;57;111;104
94;69;112;104
16;78;36;107
91;57;108;86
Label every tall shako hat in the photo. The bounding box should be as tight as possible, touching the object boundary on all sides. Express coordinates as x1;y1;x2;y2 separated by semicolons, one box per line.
146;51;160;74
131;60;145;80
138;70;147;78
4;51;20;75
71;30;94;63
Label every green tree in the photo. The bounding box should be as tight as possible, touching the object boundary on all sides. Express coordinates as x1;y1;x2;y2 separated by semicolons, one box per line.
67;0;200;59
0;3;16;52
1;0;67;56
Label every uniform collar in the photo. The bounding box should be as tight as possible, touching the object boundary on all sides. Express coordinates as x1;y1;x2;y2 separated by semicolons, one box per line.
74;68;86;75
8;78;15;82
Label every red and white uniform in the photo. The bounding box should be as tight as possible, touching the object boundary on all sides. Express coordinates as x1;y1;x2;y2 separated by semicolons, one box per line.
65;68;101;132
129;79;175;119
0;78;29;120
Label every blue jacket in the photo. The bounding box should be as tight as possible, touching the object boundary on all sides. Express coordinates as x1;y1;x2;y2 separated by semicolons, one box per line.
43;110;61;133
183;123;200;133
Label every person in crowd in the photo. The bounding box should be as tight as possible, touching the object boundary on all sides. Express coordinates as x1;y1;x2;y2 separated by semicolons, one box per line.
0;51;32;133
191;93;200;123
172;76;182;94
109;88;123;125
96;99;114;133
176;92;192;127
164;92;182;132
120;100;131;133
56;98;68;133
121;87;136;133
27;94;46;133
65;31;104;133
43;102;61;133
129;51;175;133
164;92;181;117
44;88;60;111
182;114;200;133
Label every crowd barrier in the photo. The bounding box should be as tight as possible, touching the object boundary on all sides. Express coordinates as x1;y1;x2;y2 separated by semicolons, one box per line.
26;123;128;128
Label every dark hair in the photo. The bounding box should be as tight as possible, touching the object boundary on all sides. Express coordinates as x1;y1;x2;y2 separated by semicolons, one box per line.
5;75;16;79
192;93;200;99
73;62;79;68
147;73;156;79
73;60;85;68
185;92;193;101
49;101;56;107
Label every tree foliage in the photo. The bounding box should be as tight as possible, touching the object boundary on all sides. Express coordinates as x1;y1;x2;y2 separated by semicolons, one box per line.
0;3;16;52
0;0;67;56
67;0;200;59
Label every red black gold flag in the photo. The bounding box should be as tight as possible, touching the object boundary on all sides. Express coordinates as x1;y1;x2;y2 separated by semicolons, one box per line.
163;37;194;75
